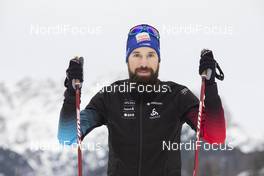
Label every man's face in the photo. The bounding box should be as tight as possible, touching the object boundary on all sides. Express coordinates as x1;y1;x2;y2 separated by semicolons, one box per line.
128;47;159;84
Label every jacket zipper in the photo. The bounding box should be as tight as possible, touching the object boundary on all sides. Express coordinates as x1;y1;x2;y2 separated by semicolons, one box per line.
138;97;143;176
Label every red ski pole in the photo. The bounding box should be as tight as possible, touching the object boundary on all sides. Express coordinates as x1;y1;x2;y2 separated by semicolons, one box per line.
193;49;224;176
75;80;82;176
193;49;214;176
72;56;84;176
192;73;207;176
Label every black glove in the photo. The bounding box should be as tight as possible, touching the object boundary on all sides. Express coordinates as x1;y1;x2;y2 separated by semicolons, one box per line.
199;49;217;85
199;49;224;85
64;57;84;94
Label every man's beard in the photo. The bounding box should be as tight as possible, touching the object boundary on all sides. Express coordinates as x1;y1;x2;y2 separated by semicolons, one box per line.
128;64;159;85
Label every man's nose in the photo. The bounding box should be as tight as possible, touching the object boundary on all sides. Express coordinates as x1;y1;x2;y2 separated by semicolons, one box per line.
140;56;148;67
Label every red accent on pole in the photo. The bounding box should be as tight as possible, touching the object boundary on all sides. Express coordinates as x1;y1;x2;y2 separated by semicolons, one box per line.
193;78;206;176
76;88;83;176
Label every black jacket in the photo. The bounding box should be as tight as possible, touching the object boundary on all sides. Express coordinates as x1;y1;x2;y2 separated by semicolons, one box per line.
58;79;225;176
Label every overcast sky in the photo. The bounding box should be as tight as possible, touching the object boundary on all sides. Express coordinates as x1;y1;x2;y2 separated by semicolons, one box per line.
1;0;264;140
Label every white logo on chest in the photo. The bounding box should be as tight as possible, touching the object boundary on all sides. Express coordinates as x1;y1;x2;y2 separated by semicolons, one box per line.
150;108;160;119
122;99;136;119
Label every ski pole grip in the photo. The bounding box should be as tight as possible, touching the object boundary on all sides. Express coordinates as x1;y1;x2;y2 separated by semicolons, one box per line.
71;56;84;90
73;79;81;89
200;49;212;80
201;68;212;80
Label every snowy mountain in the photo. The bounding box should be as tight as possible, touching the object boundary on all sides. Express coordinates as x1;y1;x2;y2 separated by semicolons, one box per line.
0;77;111;176
0;76;263;176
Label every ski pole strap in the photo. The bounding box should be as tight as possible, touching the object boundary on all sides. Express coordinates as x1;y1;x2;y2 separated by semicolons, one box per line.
215;62;224;81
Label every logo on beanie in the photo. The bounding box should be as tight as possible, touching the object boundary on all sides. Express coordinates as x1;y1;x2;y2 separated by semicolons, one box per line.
135;32;151;43
139;43;151;46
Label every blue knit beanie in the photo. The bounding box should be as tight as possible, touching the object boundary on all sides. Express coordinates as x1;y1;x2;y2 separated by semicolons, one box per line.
126;24;160;62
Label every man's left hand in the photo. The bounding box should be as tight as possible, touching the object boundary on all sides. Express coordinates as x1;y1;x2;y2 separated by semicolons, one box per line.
199;49;216;85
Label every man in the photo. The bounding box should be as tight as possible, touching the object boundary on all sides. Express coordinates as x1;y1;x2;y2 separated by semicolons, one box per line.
57;24;226;176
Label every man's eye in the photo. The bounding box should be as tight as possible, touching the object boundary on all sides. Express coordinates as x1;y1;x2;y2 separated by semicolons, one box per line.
148;53;154;57
134;54;140;57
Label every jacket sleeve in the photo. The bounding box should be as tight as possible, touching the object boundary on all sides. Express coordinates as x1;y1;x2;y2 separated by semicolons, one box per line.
179;83;226;144
57;89;108;145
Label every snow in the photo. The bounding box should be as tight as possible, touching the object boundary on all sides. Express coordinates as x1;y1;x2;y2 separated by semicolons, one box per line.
0;75;263;175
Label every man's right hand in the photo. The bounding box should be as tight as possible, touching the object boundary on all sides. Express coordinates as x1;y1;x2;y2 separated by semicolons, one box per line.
64;57;84;94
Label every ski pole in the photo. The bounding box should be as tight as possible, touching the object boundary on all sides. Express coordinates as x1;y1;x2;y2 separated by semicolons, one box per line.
193;49;224;176
75;80;82;176
72;56;84;176
192;70;207;176
193;49;212;176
